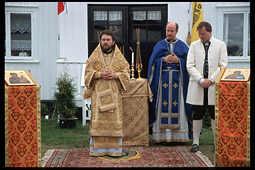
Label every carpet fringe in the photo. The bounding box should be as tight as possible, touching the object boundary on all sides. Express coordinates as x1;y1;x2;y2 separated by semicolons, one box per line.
42;149;55;167
195;151;214;167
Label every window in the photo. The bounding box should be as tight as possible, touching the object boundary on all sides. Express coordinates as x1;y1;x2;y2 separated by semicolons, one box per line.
10;13;32;57
217;5;250;58
93;10;123;41
5;4;38;60
223;13;250;57
131;10;162;42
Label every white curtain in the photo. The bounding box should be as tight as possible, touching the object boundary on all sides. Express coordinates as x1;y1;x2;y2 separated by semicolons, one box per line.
11;40;31;51
11;13;31;33
94;11;107;21
148;11;161;20
133;11;146;20
133;11;161;21
109;11;122;21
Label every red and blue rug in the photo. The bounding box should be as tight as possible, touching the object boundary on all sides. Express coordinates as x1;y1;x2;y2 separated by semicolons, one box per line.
42;146;213;167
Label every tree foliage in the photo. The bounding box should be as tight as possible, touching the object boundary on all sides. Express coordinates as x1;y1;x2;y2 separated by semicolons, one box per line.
53;71;78;119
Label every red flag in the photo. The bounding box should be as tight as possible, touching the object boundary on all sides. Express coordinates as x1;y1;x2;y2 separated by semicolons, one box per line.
58;2;65;15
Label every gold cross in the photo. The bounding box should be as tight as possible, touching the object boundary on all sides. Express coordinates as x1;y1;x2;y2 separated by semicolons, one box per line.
167;66;171;70
173;100;178;107
173;83;178;88
163;101;168;107
163;83;168;88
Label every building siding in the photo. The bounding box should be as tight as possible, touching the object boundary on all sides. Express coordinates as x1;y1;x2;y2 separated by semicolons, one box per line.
5;2;250;103
5;2;59;100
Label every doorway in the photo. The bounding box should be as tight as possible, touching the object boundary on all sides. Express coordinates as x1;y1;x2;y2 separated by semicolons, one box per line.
88;5;167;78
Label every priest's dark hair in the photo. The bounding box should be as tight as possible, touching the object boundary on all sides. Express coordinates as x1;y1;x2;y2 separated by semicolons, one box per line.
100;29;116;41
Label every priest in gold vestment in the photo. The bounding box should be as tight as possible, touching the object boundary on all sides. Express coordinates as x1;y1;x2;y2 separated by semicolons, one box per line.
84;30;130;157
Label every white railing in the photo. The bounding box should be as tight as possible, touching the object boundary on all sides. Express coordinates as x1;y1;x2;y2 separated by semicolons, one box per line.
83;99;91;126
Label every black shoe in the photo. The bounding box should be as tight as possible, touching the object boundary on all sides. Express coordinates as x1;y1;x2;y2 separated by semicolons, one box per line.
190;144;199;152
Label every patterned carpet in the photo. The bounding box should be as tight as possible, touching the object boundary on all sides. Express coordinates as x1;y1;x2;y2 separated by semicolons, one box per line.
42;146;213;167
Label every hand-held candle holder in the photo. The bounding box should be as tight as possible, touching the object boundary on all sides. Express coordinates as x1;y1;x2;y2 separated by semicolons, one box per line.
136;28;143;80
129;47;135;80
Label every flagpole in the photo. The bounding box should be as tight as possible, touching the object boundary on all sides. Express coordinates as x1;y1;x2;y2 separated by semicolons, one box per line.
65;2;68;14
187;2;191;13
186;2;192;46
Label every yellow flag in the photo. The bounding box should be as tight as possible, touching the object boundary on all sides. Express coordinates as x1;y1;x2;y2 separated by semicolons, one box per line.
191;2;203;42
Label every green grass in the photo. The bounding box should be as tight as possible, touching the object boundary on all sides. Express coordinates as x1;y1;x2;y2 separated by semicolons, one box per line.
42;118;214;149
198;128;214;145
41;118;90;155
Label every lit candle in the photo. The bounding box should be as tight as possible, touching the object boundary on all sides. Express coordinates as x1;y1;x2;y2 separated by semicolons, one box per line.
132;52;134;64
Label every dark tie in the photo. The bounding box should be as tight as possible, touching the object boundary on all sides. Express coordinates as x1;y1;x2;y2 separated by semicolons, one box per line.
203;41;210;78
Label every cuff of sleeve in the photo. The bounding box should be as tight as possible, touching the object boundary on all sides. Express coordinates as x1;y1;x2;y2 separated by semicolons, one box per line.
163;57;166;63
114;73;119;79
199;77;205;84
94;72;101;79
208;78;214;84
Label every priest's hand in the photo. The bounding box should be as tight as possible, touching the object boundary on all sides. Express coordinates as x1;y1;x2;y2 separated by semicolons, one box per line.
163;53;179;63
101;70;115;80
107;72;116;80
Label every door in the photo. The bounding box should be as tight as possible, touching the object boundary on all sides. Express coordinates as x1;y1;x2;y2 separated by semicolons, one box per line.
128;5;167;78
88;5;167;78
88;5;128;57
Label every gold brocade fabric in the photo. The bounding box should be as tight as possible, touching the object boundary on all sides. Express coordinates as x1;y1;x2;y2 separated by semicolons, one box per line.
215;68;250;167
84;44;130;148
5;71;41;167
122;78;153;146
91;136;122;149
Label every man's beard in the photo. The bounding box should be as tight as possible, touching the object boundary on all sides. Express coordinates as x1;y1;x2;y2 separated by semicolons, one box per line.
101;43;113;53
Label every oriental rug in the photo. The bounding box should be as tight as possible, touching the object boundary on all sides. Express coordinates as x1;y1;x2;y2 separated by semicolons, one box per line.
42;146;213;167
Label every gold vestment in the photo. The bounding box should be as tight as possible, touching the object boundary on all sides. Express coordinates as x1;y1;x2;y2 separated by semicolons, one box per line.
84;44;130;150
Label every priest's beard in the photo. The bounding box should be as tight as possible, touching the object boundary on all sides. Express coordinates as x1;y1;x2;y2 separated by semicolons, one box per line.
101;43;114;53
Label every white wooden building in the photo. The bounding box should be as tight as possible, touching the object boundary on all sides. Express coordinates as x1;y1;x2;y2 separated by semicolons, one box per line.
5;2;250;120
